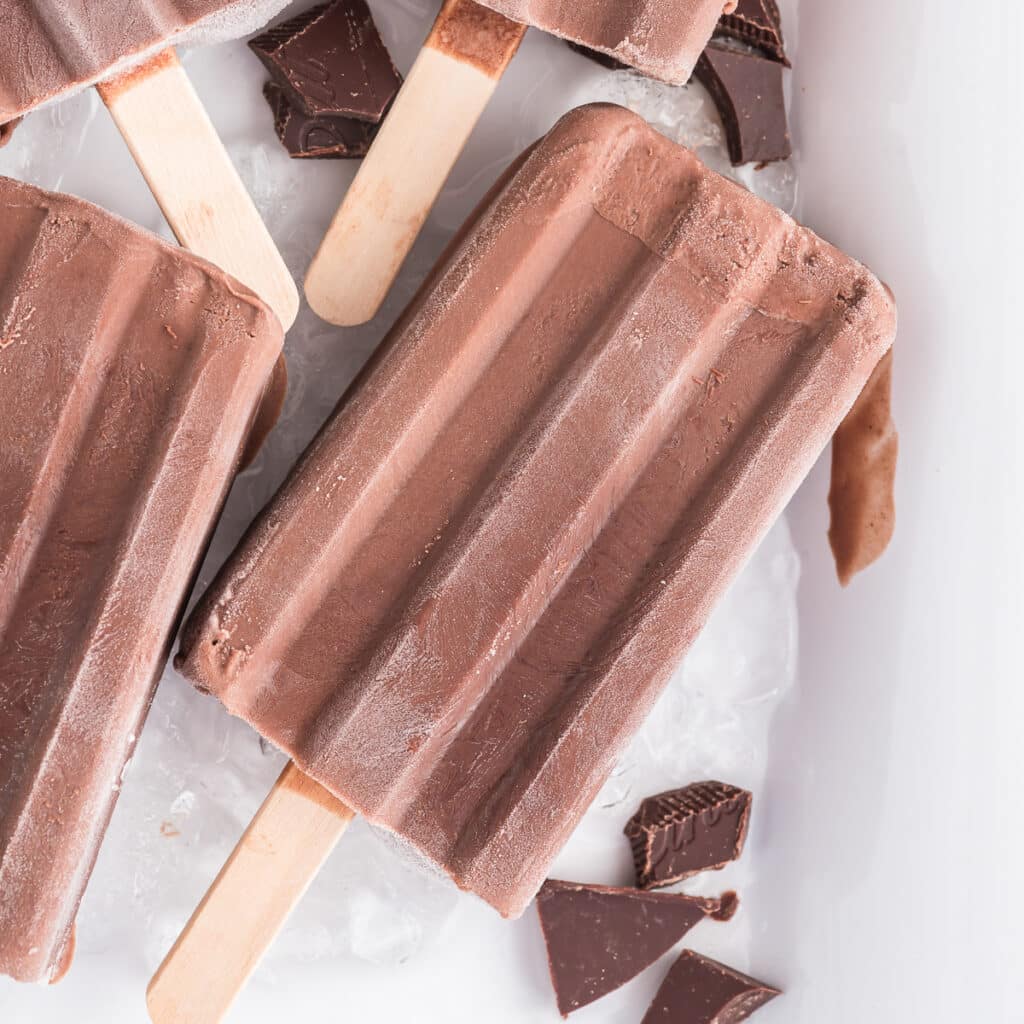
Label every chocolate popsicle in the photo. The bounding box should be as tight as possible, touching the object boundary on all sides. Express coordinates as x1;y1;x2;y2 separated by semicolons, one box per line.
304;0;737;326
0;177;283;984
0;0;298;328
178;102;896;917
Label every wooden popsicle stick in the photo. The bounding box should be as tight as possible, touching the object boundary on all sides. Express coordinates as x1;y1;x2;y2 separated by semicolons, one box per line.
147;761;354;1024
304;0;526;326
98;50;299;330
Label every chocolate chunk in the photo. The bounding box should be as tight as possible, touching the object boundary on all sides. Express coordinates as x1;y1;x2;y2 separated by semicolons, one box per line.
829;348;897;585
263;82;375;159
642;950;780;1023
694;42;791;166
249;0;402;121
625;781;752;889
567;40;629;72
715;0;789;65
535;879;737;1016
0;117;21;147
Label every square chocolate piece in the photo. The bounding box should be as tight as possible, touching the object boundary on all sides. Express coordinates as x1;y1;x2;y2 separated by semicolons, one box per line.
625;781;752;889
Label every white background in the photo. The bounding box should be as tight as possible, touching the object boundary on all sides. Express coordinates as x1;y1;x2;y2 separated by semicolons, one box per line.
2;0;1023;1021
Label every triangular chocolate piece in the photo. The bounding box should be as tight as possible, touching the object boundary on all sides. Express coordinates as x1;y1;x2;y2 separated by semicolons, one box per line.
693;44;792;167
642;950;780;1023
715;0;789;65
535;880;737;1016
249;0;402;121
625;781;752;889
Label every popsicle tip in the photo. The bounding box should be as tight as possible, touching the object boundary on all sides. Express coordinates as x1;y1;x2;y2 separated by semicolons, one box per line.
146;963;219;1024
303;261;379;327
272;274;301;332
144;973;175;1024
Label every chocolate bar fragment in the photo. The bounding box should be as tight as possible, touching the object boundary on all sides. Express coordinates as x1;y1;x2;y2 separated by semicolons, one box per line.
829;348;898;585
694;42;791;165
642;950;780;1023
536;880;737;1016
263;81;374;159
0;118;20;147
626;782;752;890
249;0;401;122
715;0;789;65
177;104;896;920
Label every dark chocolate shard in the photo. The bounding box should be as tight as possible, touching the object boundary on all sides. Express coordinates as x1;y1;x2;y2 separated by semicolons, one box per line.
249;0;402;121
263;81;375;159
694;42;791;166
0;117;21;147
715;0;789;66
642;950;780;1023
625;781;752;890
535;879;737;1016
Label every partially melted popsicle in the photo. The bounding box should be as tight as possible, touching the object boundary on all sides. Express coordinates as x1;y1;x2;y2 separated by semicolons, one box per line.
305;0;736;325
157;103;895;1017
0;177;284;983
0;0;298;327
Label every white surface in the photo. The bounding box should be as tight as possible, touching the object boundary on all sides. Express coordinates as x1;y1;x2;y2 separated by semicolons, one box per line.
760;2;1024;1021
1;1;1021;1022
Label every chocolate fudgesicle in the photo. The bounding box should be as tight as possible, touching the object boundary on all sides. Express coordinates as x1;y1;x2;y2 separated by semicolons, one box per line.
0;0;290;123
626;782;752;889
694;42;791;166
177;103;896;919
475;0;739;84
0;177;283;983
537;880;737;1016
642;950;780;1023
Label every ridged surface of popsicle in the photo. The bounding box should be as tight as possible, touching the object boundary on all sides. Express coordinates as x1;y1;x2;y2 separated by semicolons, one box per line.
179;104;896;918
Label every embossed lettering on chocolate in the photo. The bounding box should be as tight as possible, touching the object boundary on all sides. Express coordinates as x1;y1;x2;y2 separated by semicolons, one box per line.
0;177;283;983
178;104;897;919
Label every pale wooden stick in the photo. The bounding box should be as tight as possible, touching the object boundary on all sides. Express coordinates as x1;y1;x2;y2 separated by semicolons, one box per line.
98;50;299;330
147;762;354;1024
305;0;526;326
